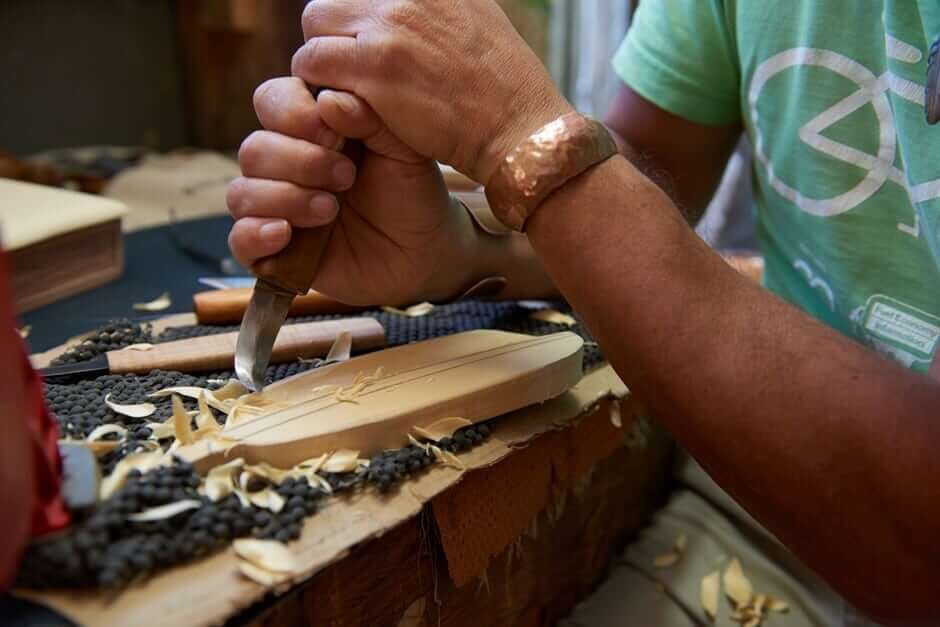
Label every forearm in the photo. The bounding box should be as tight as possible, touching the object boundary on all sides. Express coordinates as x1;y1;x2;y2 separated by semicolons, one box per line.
526;155;940;623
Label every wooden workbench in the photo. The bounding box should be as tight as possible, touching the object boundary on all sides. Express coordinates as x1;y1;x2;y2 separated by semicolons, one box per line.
23;327;673;627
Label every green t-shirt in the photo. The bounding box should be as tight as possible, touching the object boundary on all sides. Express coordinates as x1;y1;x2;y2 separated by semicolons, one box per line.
614;1;940;374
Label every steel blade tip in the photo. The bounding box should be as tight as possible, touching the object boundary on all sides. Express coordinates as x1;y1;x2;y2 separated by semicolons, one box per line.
234;281;295;392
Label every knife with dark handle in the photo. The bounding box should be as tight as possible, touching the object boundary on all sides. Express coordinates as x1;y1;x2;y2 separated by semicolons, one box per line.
40;317;384;384
234;85;350;392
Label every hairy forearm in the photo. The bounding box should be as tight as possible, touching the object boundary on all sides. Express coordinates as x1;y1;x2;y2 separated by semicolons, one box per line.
525;155;940;624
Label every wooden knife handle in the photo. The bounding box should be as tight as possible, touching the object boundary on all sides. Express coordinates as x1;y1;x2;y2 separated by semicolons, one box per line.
193;288;367;325
106;317;385;374
252;223;334;295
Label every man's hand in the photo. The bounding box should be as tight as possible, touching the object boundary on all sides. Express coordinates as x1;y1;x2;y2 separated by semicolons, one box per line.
292;0;574;184
227;77;481;306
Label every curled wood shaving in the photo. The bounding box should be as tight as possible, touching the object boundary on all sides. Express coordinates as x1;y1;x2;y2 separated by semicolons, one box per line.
412;417;472;442
325;331;353;362
201;458;245;502
195;392;215;429
99;451;167;500
172;395;194;445
310;384;341;396
381;302;435;317
238;561;291;587
104;393;157;419
407;434;430;453
133;291;172;312
149;386;205;400
127;499;202;522
85;423;127;442
297;453;329;474
766;597;789;613
146;421;176;440
430;445;464;470
213;379;251;401
723;558;753;608
233;539;296;573
122;343;155;351
18;325;31;339
304;471;333;494
701;570;720;620
249;488;285;513
752;594;766;616
321;450;361;473
529;309;576;326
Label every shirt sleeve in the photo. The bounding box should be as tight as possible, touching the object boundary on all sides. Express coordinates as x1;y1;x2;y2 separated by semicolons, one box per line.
612;0;741;126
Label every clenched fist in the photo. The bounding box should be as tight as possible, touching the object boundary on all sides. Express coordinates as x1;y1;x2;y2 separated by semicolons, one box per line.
227;78;484;306
292;0;573;184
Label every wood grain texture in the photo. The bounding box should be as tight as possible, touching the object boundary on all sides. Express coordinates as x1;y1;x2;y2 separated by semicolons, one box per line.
252;223;334;295
11;220;123;314
178;331;584;471
106;317;384;374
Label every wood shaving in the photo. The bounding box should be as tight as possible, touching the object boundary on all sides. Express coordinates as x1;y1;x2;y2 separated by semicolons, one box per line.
146;421;176;440
212;379;250;401
122;343;155;351
249;488;285;513
104;393;157;419
18;325;31;339
701;570;720;620
127;499;202;522
296;453;329;474
430;445;464;470
233;539;296;574
133;291;172;312
99;451;167;500
653;552;681;568
766;597;789;613
743;617;760;627
321;450;361;473
85;423;127;442
529;309;576;326
201;458;244;502
411;417;472;442
310;384;341;396
195;392;215;429
325;331;352;362
752;594;766;616
238;561;291;587
723;558;753;608
171;395;194;445
381;302;435;317
407;434;430;453
304;471;333;494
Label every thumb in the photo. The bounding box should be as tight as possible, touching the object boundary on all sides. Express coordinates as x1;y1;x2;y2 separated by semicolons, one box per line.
317;90;425;164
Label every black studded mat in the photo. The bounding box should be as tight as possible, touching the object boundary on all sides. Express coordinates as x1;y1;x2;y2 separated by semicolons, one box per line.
20;300;604;589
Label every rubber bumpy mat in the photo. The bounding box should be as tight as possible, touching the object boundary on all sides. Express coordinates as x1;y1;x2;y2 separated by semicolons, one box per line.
21;300;602;589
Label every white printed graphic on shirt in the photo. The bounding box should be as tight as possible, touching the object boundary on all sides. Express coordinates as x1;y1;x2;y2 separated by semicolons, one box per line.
747;45;940;220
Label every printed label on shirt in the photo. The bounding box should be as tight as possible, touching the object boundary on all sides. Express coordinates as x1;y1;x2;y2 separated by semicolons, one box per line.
862;295;940;363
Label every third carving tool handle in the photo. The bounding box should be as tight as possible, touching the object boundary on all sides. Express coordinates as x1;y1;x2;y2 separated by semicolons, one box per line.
253;84;342;294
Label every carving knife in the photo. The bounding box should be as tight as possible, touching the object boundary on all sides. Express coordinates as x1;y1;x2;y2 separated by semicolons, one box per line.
234;221;337;392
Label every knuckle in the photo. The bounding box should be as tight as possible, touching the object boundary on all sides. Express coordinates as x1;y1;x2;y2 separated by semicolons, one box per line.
237;131;266;170
381;0;420;28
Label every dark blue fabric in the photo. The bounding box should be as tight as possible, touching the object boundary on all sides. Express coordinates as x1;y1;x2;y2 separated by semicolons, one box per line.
22;216;234;353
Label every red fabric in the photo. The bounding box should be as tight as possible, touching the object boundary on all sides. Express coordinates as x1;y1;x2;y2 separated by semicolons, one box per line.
0;251;69;589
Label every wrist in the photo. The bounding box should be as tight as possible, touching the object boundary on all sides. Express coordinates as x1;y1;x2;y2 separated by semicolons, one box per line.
476;87;574;185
